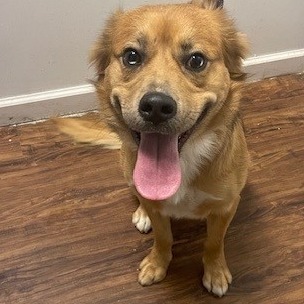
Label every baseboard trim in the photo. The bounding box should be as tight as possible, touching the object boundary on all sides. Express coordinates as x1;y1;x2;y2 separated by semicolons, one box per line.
0;85;95;108
244;48;304;81
1;49;303;126
0;85;97;126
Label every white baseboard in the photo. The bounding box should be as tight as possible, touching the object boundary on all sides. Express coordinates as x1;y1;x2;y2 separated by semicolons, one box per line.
0;85;97;126
1;49;303;126
244;48;304;81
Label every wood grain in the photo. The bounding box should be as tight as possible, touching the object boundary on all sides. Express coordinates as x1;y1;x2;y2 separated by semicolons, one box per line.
0;74;303;303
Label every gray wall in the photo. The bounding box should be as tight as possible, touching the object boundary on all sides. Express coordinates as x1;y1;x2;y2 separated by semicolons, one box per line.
0;0;303;124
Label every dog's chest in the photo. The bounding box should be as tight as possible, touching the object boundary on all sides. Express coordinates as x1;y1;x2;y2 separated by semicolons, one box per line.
160;186;217;219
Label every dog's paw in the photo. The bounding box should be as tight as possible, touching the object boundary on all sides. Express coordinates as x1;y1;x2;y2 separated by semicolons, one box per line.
138;255;168;286
202;263;232;297
132;205;151;233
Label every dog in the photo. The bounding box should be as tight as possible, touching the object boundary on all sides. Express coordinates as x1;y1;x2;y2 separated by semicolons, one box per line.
55;0;249;297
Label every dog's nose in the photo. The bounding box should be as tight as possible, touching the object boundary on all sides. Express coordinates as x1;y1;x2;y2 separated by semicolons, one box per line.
139;92;177;125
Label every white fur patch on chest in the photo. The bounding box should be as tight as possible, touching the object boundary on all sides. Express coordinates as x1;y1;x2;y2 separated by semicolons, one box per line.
179;130;218;186
161;187;220;219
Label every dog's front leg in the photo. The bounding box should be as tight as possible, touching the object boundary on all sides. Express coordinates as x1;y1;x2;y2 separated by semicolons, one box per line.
202;197;240;297
138;200;173;286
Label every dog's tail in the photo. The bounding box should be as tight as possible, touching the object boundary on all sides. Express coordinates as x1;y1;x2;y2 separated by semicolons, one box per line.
53;114;121;149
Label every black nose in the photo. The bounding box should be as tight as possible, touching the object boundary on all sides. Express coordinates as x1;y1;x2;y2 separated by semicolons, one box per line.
139;92;177;125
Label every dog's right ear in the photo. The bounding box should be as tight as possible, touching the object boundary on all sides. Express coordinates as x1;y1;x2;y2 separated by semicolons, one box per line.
89;11;122;83
190;0;224;10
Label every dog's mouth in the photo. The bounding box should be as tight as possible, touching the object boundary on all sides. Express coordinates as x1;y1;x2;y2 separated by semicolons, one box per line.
131;130;189;152
132;102;212;202
131;101;212;150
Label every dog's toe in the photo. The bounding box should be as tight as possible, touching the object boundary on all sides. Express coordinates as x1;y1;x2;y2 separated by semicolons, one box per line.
202;276;228;297
138;255;167;286
132;205;152;233
202;264;232;297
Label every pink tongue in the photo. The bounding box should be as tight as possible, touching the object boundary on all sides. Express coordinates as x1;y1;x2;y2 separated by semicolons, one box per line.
133;133;181;201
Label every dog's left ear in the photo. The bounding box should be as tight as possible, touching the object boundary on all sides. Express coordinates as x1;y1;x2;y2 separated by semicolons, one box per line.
190;0;224;10
89;10;122;84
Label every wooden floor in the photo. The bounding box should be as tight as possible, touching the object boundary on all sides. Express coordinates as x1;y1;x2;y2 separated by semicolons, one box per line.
0;74;303;304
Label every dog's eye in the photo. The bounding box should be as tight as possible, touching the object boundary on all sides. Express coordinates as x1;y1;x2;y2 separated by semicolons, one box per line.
185;53;207;72
122;48;142;67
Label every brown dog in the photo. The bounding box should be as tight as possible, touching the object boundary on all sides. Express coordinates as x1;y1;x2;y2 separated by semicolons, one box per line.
55;0;249;297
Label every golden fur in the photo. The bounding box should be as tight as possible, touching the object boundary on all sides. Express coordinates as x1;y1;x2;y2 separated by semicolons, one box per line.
54;0;249;297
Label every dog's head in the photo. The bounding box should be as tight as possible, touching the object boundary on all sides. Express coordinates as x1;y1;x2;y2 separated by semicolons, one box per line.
91;0;247;141
91;0;248;200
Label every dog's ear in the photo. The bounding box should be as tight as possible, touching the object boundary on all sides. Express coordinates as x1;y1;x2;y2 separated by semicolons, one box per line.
191;1;248;80
190;0;224;10
89;10;122;83
222;31;249;81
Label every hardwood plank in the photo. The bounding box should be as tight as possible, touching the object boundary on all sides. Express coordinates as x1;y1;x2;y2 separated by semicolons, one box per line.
0;127;24;163
0;74;303;304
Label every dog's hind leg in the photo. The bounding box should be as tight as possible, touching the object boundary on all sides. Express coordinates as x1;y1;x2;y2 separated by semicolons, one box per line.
202;196;240;297
132;204;152;233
